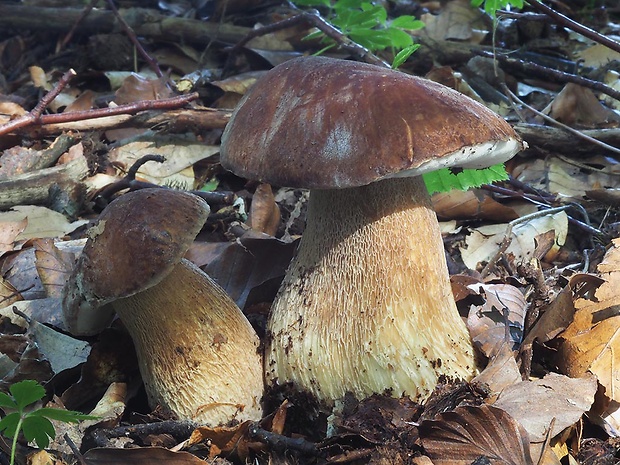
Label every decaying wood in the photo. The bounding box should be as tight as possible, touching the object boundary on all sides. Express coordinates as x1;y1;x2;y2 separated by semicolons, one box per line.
0;5;251;45
21;108;232;137
0;156;89;210
514;123;620;156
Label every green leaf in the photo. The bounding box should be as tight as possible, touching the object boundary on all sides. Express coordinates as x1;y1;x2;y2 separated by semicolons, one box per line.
423;164;509;194
392;43;420;68
349;28;393;50
333;0;365;12
302;29;325;42
0;412;21;438
10;380;45;411
0;392;18;410
385;27;414;49
28;408;97;423
390;15;425;30
21;416;55;449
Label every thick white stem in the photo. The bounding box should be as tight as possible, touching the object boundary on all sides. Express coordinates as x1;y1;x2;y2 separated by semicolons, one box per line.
266;177;476;404
115;259;263;425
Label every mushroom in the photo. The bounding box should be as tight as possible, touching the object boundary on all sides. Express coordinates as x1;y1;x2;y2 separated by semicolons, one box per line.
220;56;525;405
62;188;263;425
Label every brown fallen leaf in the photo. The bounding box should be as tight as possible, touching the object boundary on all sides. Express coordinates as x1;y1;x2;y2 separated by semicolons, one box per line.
558;238;620;430
248;183;281;236
189;421;256;460
546;83;620;127
492;372;597;442
114;74;172;104
433;189;519;222
83;447;208;465
419;404;533;465
187;231;296;309
466;283;526;358
34;238;77;299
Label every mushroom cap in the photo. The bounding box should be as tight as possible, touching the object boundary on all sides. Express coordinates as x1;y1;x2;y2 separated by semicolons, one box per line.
63;188;210;335
221;56;524;189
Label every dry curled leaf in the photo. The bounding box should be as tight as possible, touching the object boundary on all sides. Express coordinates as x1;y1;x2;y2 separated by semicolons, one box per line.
419;404;533;465
467;283;526;358
248;183;281;236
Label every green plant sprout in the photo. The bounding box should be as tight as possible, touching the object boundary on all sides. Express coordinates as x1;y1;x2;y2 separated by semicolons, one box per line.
471;0;524;18
294;0;424;68
0;380;96;465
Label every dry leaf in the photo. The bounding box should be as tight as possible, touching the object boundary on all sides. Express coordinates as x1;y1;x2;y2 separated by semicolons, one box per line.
492;373;597;442
83;447;208;465
418;0;488;43
514;156;620;199
0;206;88;240
187;231;296;309
432;189;519;222
467;283;526;358
461;211;568;270
248;183;281;236
107;137;219;188
558;238;620;430
34;238;76;299
114;73;172;104
473;343;521;397
546;83;620;127
419;404;533;465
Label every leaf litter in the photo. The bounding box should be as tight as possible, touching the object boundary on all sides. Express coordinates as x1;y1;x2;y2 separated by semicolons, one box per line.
0;0;620;464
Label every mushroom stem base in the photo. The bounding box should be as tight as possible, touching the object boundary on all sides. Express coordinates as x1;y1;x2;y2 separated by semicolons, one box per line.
266;177;476;404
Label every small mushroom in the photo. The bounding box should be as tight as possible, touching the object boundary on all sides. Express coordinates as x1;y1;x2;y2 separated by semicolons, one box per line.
220;56;525;406
62;188;263;425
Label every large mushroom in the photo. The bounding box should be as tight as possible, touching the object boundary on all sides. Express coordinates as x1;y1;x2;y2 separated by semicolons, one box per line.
62;188;263;425
220;56;525;405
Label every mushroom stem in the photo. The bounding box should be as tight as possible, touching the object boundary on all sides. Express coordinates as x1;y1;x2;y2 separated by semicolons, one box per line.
115;258;263;425
266;176;476;404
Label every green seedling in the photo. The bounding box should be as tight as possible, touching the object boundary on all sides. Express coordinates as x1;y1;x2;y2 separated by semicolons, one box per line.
294;0;424;68
0;380;96;465
472;0;524;18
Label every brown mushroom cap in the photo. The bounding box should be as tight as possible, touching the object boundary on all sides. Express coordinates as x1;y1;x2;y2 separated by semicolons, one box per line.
220;56;523;189
63;188;210;335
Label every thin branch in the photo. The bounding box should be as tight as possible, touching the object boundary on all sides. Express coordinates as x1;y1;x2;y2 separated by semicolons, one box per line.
527;1;620;55
57;0;98;52
106;0;165;79
0;93;200;136
475;50;620;102
227;11;389;68
480;206;571;278
501;84;620;156
31;69;77;119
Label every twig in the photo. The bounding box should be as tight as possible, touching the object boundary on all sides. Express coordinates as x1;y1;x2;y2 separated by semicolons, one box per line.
63;433;87;465
226;10;389;68
0;92;200;136
31;69;77;120
106;0;165;79
90;420;197;447
480;206;570;278
475;50;620;102
248;423;320;457
93;155;235;210
527;0;620;55
501;84;620;156
481;183;601;236
57;0;98;52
